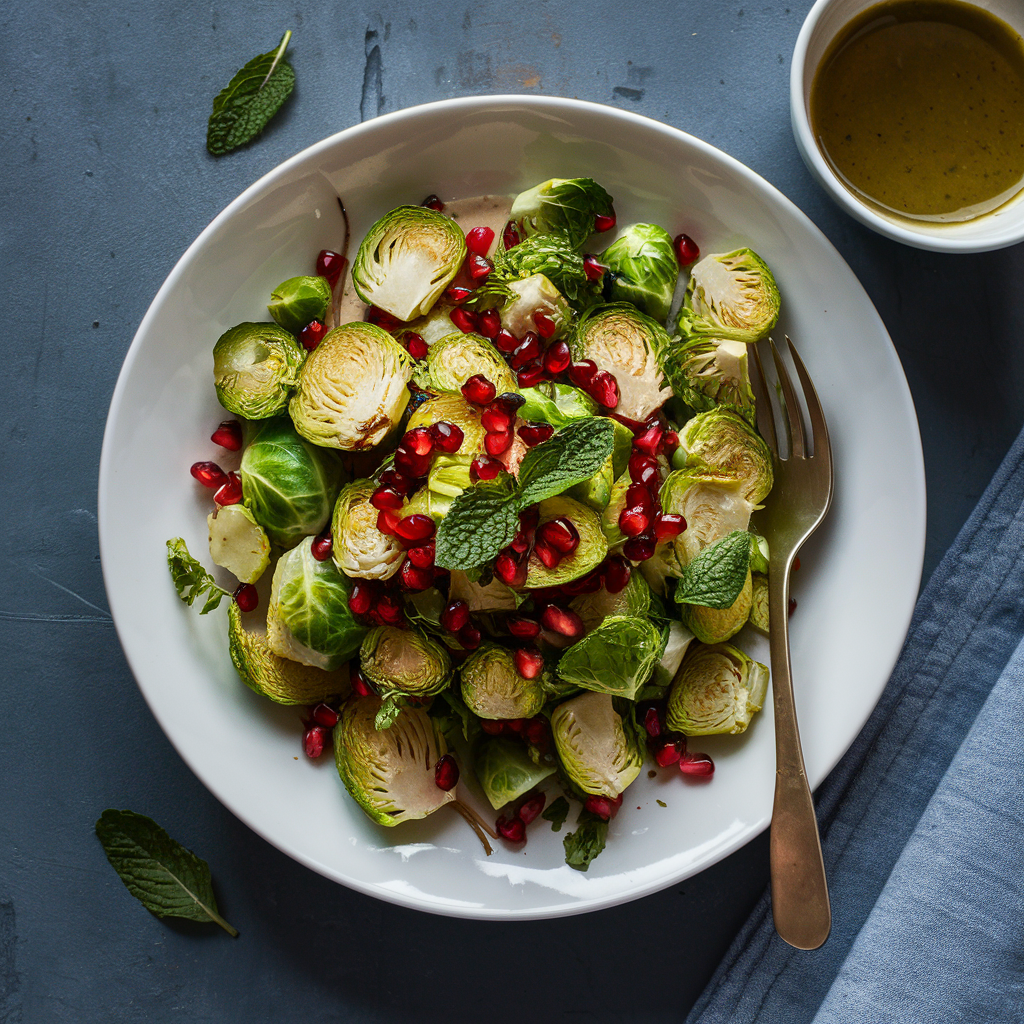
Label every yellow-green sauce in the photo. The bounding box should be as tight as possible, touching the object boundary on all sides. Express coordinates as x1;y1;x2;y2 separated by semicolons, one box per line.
810;0;1024;222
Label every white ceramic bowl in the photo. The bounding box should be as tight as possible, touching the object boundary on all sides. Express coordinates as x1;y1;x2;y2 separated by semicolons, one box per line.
791;0;1024;252
99;95;926;919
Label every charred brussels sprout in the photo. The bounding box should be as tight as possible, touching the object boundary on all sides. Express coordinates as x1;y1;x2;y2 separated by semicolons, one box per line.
525;497;608;588
415;332;518;395
507;177;614;249
207;504;270;584
677;409;774;505
475;737;556;810
661;337;756;424
212;322;304;419
334;696;455;826
267;276;332;334
240;417;344;549
556;615;662;700
331;480;404;580
551;691;643;798
460;643;547;720
352;206;466;321
360;626;452;699
289;322;413;450
599;224;678;322
666;642;769;736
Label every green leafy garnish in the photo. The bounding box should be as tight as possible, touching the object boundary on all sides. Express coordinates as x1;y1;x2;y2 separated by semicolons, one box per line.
490;233;599;308
166;538;229;613
434;482;521;572
374;695;403;731
563;811;609;872
207;31;295;157
673;531;752;610
542;796;570;832
95;809;238;936
517;418;616;506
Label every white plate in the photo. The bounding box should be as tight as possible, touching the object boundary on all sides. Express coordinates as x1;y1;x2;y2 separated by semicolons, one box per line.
98;96;925;920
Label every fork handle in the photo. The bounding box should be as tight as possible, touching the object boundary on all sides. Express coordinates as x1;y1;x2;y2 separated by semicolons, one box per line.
768;567;831;950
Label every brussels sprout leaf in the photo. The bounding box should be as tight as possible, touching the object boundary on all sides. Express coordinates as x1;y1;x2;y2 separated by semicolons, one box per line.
517;418;616;507
542;796;570;833
166;538;229;614
563;811;608;871
95;809;238;936
673;530;752;610
374;695;403;731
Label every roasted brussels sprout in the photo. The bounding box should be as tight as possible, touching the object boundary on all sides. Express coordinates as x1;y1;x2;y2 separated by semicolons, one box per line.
660;469;755;566
212;322;304;419
266;537;367;670
525;497;608;588
240;416;344;548
571;304;672;420
331;480;404;580
665;642;769;736
677;409;774;505
395;304;464;349
749;572;769;634
352;206;467;321
491;231;599;309
289;322;413;450
334;695;455;826
415;332;518;395
569;571;651;634
599;223;678;322
475;737;557;810
406;392;487;453
460;643;547;720
681;569;753;644
448;571;521;614
207;504;270;584
660;337;756;423
555;615;662;700
267;276;332;334
360;625;453;699
518;382;597;428
506;177;614;249
651;620;696;689
484;273;573;340
551;691;643;798
677;248;781;343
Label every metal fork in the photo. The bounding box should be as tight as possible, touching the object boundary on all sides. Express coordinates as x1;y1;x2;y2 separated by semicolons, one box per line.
751;336;834;951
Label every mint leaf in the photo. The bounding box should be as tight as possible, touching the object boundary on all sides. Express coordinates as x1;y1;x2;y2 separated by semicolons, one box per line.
542;796;570;832
517;418;615;507
207;31;295;157
434;481;521;571
95;810;238;936
374;695;402;731
673;530;752;610
563;811;608;871
166;538;229;613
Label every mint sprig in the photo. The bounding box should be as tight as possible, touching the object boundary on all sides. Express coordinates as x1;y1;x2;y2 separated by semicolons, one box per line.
166;538;229;613
207;31;295;156
563;810;608;871
542;796;570;833
673;530;752;610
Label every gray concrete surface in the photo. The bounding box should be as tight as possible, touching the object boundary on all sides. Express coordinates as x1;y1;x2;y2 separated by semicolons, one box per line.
2;0;1023;1020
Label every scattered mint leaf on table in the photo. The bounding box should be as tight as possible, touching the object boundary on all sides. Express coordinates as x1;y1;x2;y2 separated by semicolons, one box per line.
207;31;295;156
166;538;229;613
673;530;752;610
95;809;239;936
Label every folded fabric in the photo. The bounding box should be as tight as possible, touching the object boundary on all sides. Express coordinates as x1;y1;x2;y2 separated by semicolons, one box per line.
687;424;1024;1024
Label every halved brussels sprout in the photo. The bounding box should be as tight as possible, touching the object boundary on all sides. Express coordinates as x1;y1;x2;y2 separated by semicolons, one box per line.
681;569;753;644
677;409;774;506
600;223;678;322
289;322;413;450
666;642;769;736
360;625;452;698
660;469;755;566
207;504;270;584
267;276;332;334
460;643;547;720
525;497;608;588
395;304;463;349
749;572;769;634
551;691;643;798
569;571;651;633
473;273;572;340
334;695;455;826
407;391;487;454
507;177;614;249
663;336;756;424
266;537;367;670
448;571;521;614
652;620;696;689
423;455;474;518
571;304;672;420
518;382;597;428
227;601;349;705
331;480;404;580
556;615;662;700
490;231;599;310
475;737;557;810
678;248;781;343
750;533;770;575
414;332;517;395
212;322;305;419
351;206;467;322
240;416;344;549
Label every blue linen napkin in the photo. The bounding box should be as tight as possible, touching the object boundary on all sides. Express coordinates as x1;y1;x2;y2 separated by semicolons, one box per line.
687;426;1024;1023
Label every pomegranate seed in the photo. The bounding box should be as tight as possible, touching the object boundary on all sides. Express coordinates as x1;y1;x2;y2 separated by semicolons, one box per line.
210;421;243;451
379;468;413;494
482;406;513;433
494;550;527;587
623;531;657;561
514;646;545;679
465;225;495;256
533;312;557;339
299;319;327;351
679;751;715;777
402;427;434;457
619;508;649;537
191;461;227;489
371;486;405;512
406;542;435;569
603;555;631;593
589;370;620;409
625;482;654;515
661;430;680;454
507;616;541;639
538;517;579;555
506;718;526;734
367;306;402;332
311;532;333;561
214;472;243;506
561;570;603;596
583;254;606;281
584;793;622;820
434;753;460;791
541;605;584;638
395;514;436;543
316;249;346;286
471;455;503;482
394;445;432;479
430;420;464;453
510;530;530;554
524;717;549;747
655;739;683;767
674;233;700;266
440;600;470;633
497;815;526;842
642;704;663;738
445;285;473;304
458;622;482;650
401;556;433;591
304;726;327;759
494;391;525;414
568;359;598;388
654;512;686;540
611;412;646;435
534;542;561;569
485;430;513;456
377;593;404;625
480;719;505;736
494;328;518;354
789;598;798;617
462;374;496;405
233;582;258;612
518;423;554;447
543;339;571;375
467;254;492;280
502;221;522;249
510;332;541;369
422;194;445;211
405;332;429;360
518;793;546;825
312;703;339;729
376;509;401;535
628;452;661;487
348;581;374;616
476;308;501;339
633;424;663;457
594;211;616;233
519;506;540;532
516;361;546;388
450;307;478;333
